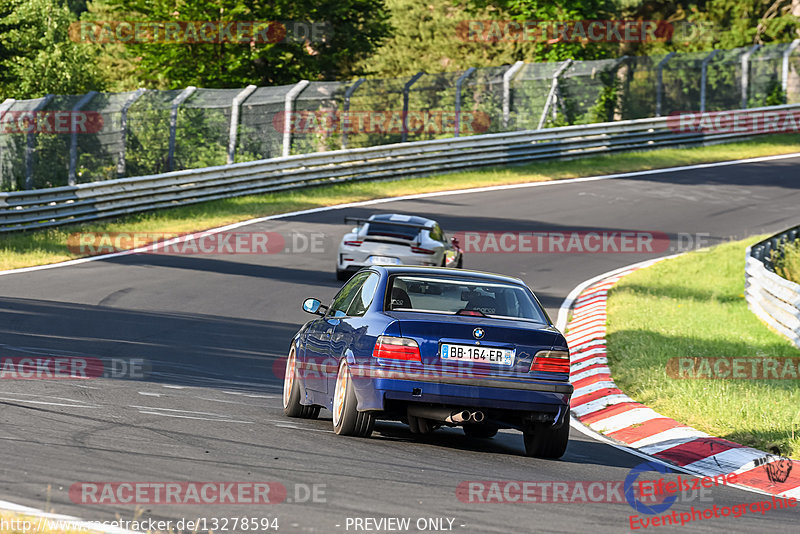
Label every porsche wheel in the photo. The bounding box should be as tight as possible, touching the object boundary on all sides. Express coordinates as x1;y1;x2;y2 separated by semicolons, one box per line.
283;345;320;419
332;359;374;437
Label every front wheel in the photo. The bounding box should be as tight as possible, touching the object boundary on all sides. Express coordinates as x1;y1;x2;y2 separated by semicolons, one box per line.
523;421;569;458
332;359;374;437
283;346;320;419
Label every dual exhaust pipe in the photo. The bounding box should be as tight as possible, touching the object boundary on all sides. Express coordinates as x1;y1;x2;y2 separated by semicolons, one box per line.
407;405;485;425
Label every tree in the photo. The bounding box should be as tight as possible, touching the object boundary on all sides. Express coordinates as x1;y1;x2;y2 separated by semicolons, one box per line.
0;0;104;99
465;0;621;62
94;0;391;88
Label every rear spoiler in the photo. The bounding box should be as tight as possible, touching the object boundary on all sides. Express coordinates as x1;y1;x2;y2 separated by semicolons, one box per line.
344;217;433;231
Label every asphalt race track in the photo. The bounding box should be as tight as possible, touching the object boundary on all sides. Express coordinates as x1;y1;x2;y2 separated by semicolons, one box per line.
2;156;799;533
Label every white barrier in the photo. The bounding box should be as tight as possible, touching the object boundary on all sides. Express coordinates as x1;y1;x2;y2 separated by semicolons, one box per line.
746;228;800;348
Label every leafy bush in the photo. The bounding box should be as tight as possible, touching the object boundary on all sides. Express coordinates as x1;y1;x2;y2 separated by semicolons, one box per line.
774;239;800;284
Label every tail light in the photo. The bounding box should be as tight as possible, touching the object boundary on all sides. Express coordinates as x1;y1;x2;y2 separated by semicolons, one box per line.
410;246;435;255
373;336;421;361
344;240;363;247
531;350;570;373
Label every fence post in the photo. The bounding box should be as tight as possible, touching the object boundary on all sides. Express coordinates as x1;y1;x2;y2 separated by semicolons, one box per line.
167;86;196;171
781;39;800;101
227;85;257;165
342;78;365;149
700;50;720;113
538;59;573;130
401;71;425;143
740;44;760;109
117;88;146;178
24;94;54;190
502;61;525;129
655;52;676;117
68;91;98;186
283;80;309;157
613;56;629;120
0;98;15;190
454;67;476;137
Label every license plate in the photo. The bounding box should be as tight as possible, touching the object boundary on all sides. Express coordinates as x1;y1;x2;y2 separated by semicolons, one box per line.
368;256;400;265
440;343;515;366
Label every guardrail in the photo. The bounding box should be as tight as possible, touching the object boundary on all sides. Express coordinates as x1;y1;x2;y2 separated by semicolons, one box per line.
1;104;798;233
746;225;800;348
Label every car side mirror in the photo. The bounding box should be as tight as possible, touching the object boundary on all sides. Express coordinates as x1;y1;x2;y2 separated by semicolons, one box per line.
302;298;327;315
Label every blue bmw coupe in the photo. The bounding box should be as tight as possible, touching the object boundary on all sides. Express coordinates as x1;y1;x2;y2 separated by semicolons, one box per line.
283;266;573;458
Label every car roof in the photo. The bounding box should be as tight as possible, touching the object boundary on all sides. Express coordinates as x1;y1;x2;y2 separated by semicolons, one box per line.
368;213;436;227
372;265;527;286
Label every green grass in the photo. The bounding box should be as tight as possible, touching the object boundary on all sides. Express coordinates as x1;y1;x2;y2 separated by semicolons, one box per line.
606;237;800;458
774;239;800;284
3;134;800;271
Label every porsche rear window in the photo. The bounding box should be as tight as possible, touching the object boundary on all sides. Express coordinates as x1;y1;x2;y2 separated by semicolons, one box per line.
386;275;549;323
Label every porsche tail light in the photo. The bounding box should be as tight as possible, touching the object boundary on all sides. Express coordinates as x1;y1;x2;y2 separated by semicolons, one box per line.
344;240;363;247
373;336;421;361
531;350;570;373
410;245;435;255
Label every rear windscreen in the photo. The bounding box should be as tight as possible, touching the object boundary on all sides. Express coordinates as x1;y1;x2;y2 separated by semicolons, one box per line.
366;222;423;240
387;275;549;324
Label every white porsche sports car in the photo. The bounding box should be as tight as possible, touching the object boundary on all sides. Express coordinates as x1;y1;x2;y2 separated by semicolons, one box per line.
336;213;464;280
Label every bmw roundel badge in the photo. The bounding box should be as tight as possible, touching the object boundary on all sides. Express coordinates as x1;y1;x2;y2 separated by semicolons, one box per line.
473;328;485;339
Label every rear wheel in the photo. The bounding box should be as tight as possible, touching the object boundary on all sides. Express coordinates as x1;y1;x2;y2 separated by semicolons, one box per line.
456;255;463;268
283;346;320;419
336;269;349;281
523;421;569;458
463;423;498;438
332;359;375;437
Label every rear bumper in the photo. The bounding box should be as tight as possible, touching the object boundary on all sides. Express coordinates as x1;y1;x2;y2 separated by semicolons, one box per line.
350;364;572;412
337;253;440;270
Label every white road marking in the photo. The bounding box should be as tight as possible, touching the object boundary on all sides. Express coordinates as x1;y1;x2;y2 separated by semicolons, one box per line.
137;411;253;424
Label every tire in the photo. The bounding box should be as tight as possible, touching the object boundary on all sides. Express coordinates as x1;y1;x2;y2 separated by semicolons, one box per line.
336;269;349;281
463;423;498;438
456;255;463;268
332;359;375;437
523;421;570;458
282;346;320;419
